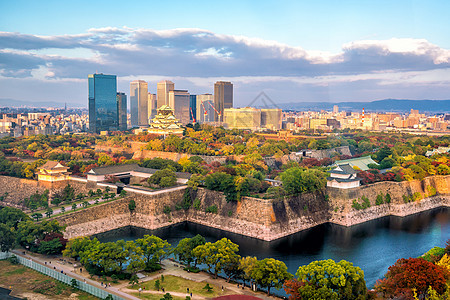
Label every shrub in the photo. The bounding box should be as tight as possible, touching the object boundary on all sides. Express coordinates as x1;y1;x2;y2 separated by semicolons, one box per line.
413;192;422;202
128;200;136;211
8;255;19;265
205;205;218;214
163;206;171;215
361;196;370;209
111;274;118;283
375;193;384;205
422;246;446;262
193;198;201;210
385;193;391;203
352;199;362;210
427;186;437;197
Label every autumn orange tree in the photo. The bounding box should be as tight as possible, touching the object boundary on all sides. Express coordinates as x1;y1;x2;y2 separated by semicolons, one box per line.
375;257;449;299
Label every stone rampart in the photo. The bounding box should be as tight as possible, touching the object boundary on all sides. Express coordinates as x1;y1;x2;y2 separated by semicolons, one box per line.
47;175;450;241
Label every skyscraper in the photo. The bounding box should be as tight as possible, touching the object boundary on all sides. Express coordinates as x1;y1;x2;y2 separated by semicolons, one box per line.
214;81;233;122
157;80;174;109
168;90;190;125
148;93;157;121
196;93;214;123
189;95;197;122
88;73;117;133
116;92;127;131
130;80;148;127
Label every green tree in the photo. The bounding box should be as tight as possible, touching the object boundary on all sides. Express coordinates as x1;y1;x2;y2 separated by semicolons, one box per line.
252;258;292;295
135;235;171;271
193;238;240;278
31;212;43;222
240;256;258;288
203;283;213;292
63;237;96;259
294;259;367;300
160;293;173;300
173;234;206;267
0;223;16;252
45;207;53;218
38;238;64;255
125;241;145;275
148;168;177;188
72;203;77;211
0;207;30;228
280;167;327;195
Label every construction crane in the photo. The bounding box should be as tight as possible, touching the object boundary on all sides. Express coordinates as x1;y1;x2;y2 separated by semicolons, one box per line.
207;101;222;124
189;107;196;123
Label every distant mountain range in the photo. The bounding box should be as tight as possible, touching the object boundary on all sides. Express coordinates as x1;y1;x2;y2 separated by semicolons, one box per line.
277;99;450;113
0;98;85;108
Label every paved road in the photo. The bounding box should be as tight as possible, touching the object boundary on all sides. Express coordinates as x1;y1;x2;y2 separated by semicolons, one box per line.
11;250;140;300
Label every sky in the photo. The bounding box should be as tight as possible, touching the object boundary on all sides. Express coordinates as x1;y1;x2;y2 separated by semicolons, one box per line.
0;0;449;107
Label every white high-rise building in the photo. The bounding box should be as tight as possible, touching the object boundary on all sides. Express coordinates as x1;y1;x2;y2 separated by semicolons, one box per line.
157;80;174;109
130;80;148;127
168;90;190;125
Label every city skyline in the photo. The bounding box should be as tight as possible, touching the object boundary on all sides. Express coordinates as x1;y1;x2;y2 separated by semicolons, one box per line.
1;1;449;107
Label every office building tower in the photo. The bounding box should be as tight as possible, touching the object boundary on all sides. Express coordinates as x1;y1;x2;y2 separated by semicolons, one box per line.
116;92;127;131
168;90;190;125
88;73;118;133
189;95;197;122
148;93;157;121
196;94;214;123
214;81;233;122
333;105;339;114
130;80;148;127
199;100;215;123
224;107;261;130
261;109;282;131
157;80;174;109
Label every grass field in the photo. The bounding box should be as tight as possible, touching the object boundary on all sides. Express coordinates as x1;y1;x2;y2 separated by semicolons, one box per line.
131;292;186;300
0;259;98;299
129;275;228;298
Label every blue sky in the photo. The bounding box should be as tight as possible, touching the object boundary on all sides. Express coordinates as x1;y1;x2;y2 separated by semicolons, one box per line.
0;0;449;106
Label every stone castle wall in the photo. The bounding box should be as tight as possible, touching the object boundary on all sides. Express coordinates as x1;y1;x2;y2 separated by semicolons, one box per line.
0;176;109;209
4;174;448;241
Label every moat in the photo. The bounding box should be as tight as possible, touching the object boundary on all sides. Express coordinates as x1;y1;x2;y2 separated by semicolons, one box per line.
95;207;449;289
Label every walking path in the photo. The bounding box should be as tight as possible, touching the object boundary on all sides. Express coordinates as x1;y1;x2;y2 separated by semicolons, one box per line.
11;250;280;300
10;249;139;300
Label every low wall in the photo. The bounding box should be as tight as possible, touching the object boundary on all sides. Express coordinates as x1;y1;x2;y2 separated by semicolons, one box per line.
50;175;450;241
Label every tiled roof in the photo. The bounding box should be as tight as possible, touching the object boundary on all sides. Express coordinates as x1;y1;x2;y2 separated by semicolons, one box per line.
334;156;378;171
88;163;191;179
39;161;68;170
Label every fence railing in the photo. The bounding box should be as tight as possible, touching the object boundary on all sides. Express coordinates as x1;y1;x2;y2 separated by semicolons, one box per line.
1;252;124;300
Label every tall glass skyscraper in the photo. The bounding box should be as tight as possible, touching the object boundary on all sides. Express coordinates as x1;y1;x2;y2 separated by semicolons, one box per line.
116;92;127;131
214;81;233;122
88;73;118;133
130;80;148;127
189;95;197;122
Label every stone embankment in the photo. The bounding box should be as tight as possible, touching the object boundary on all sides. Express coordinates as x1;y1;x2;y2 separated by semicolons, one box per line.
53;175;450;241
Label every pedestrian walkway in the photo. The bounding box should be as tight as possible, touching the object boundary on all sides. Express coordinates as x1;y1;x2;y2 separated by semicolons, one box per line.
10;250;139;300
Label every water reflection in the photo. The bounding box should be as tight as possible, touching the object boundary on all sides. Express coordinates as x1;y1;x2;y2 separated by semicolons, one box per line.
95;207;450;289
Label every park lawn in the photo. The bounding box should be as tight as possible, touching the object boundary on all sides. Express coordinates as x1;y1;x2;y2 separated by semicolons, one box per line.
129;275;227;297
131;292;186;300
0;259;97;300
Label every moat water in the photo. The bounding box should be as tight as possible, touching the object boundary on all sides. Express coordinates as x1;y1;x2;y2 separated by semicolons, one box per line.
96;207;450;293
